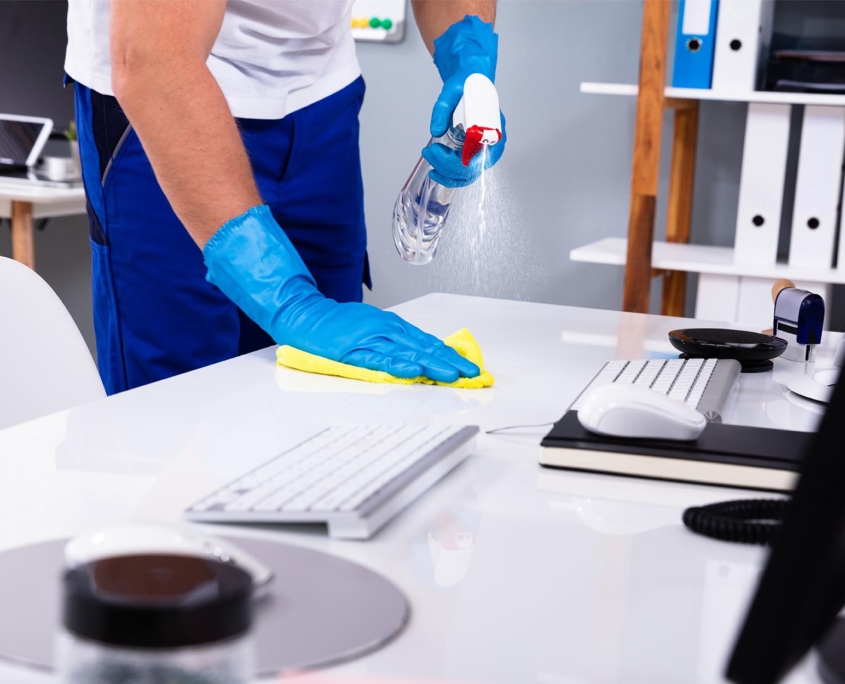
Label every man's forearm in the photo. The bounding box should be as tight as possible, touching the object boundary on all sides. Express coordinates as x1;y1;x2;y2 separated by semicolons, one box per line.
113;63;261;249
411;0;496;54
111;0;260;249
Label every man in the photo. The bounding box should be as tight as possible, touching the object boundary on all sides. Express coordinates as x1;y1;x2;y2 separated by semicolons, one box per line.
65;0;504;394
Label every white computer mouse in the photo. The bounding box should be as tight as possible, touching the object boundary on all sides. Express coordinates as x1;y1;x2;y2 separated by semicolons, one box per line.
64;523;274;599
577;384;707;441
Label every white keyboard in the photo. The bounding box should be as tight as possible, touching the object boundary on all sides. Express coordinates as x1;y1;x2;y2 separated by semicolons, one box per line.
186;424;478;540
570;358;741;419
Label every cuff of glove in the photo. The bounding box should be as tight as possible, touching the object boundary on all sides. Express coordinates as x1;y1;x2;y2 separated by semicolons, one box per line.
204;204;273;264
202;204;319;336
432;15;498;83
203;204;313;280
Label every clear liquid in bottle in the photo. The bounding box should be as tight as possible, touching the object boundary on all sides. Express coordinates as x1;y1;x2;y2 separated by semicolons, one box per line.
392;128;464;265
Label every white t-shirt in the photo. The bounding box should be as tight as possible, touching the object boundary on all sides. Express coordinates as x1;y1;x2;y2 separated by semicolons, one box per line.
65;0;361;120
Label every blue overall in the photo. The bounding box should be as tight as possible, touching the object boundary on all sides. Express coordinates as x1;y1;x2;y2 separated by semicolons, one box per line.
73;78;371;395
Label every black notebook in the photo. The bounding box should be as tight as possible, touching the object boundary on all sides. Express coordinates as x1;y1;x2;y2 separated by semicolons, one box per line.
540;412;811;492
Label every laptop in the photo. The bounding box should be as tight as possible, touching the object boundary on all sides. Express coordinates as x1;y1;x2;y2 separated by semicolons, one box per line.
0;114;82;189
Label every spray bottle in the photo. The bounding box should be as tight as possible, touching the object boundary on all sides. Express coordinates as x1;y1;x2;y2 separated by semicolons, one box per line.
392;74;502;265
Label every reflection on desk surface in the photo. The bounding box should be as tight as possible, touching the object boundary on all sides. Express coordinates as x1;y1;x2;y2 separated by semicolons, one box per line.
0;294;838;684
0;168;83;189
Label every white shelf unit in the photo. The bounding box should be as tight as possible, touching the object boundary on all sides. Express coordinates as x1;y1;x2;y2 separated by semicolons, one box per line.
577;79;845;328
572;238;845;284
571;238;840;328
581;82;845;108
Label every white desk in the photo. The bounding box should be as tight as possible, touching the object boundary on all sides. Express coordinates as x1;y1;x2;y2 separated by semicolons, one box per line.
0;294;838;684
0;180;86;270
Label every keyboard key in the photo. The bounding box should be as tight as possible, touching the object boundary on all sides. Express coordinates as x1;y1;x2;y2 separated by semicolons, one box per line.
601;360;628;379
616;360;647;384
635;359;665;387
655;360;683;388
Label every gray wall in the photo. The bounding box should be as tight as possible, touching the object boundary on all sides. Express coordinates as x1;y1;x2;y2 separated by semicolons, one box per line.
359;0;648;311
0;0;94;350
2;0;844;355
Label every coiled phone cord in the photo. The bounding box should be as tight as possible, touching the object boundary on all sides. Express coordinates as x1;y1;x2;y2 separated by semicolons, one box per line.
682;499;789;546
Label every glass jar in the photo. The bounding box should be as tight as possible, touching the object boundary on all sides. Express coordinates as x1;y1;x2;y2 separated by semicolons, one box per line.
57;554;254;684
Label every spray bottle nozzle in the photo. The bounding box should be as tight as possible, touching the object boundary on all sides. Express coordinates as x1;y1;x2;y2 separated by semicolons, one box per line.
462;125;502;166
451;74;502;167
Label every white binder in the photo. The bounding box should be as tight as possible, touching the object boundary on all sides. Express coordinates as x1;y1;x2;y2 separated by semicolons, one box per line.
711;0;775;91
734;103;791;265
789;106;845;269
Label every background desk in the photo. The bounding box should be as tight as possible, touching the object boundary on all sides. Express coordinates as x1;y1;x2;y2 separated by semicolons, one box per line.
0;294;838;684
0;180;86;270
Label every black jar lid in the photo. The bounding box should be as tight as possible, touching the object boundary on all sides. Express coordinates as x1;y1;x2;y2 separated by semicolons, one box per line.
63;554;253;648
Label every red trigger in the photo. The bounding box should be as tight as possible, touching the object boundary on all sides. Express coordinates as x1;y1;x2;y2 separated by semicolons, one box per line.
462;126;485;166
461;126;502;166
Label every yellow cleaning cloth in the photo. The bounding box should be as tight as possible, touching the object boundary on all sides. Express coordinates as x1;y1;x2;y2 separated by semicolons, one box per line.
276;328;494;389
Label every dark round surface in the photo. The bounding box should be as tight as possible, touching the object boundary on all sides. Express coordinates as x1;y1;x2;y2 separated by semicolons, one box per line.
669;328;787;362
0;537;409;676
64;555;252;648
679;354;775;373
735;359;774;373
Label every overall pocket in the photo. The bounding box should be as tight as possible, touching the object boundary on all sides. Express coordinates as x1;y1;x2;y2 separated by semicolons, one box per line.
89;239;127;394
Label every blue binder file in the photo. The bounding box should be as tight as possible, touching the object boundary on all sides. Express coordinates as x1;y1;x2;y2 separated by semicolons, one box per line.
672;0;719;89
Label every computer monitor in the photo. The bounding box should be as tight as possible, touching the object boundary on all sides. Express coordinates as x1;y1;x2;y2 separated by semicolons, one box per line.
727;366;845;684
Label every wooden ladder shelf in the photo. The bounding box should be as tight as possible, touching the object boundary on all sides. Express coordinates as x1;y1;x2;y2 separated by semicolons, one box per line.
624;0;699;317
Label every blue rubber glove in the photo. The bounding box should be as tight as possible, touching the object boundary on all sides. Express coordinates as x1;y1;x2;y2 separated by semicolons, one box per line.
422;113;507;188
425;15;505;188
203;205;480;383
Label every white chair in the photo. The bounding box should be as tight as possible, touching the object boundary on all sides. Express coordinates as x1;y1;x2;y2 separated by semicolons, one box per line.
0;257;105;430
